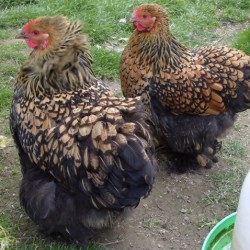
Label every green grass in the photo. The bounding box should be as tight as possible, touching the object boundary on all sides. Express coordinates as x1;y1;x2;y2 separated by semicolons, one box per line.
204;166;246;211
3;126;11;136
232;27;250;54
0;43;27;63
90;47;120;79
219;139;246;166
233;122;243;132
0;29;15;40
0;0;37;8
0;214;18;250
0;43;27;117
204;139;247;211
0;86;13;116
0;213;105;250
1;0;250;43
147;218;158;229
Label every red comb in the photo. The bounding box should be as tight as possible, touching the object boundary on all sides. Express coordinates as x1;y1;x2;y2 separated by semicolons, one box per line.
22;18;40;31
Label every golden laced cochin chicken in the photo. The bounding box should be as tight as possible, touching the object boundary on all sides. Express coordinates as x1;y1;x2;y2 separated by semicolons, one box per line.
10;16;155;246
120;4;250;172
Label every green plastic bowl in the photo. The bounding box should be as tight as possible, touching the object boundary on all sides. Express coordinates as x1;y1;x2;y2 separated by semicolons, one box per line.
202;212;236;250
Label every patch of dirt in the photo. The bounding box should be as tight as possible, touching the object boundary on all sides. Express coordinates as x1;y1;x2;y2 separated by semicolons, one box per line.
94;111;250;250
96;170;221;250
212;21;250;46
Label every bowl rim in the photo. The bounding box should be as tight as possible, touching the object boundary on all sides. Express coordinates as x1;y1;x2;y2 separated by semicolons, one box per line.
201;212;237;250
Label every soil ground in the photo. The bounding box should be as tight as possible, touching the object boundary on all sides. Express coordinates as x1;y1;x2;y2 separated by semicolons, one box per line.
0;22;250;250
94;111;250;250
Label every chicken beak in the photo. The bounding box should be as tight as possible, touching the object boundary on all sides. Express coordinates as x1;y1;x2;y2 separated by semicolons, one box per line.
15;29;26;39
128;15;136;23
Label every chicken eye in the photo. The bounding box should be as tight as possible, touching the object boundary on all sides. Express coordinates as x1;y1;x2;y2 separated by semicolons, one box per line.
32;30;40;35
142;15;147;19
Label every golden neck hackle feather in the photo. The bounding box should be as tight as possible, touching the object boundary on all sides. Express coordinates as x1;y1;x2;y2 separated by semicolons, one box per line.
129;4;188;71
16;16;97;98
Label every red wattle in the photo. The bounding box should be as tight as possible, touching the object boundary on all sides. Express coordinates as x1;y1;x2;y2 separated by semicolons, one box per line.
135;23;147;31
26;39;38;49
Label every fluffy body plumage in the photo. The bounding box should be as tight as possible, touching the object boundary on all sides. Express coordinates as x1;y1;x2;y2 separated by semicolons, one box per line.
10;16;155;246
120;4;250;171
